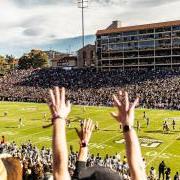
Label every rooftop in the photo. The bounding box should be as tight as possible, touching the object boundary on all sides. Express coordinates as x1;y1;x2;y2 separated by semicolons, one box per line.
96;20;180;35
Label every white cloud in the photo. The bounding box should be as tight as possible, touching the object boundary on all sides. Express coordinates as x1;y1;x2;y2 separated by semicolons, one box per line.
0;0;180;56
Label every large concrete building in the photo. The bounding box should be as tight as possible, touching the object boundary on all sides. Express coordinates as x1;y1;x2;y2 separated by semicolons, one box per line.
96;20;180;71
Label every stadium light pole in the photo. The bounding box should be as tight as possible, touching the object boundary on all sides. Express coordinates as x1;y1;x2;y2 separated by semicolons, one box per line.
78;0;88;49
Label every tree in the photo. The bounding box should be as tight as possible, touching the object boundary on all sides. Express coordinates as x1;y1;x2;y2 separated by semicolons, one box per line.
0;55;5;65
0;55;6;73
5;55;17;69
0;55;6;68
18;49;48;69
18;54;32;69
5;55;15;64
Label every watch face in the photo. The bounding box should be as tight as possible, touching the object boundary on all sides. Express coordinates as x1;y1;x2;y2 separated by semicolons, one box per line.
81;142;87;147
81;140;87;147
123;125;130;132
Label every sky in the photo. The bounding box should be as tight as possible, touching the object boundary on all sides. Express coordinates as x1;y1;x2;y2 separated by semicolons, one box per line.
0;0;180;57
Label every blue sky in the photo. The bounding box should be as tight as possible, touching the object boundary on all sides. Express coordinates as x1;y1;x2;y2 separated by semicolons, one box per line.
0;0;180;57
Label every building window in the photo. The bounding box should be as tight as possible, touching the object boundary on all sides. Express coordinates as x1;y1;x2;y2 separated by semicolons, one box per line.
83;51;86;59
173;25;180;31
90;50;94;59
90;50;94;65
83;51;87;66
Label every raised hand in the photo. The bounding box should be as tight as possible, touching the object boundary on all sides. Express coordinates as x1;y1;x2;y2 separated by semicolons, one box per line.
49;87;71;180
49;87;71;122
76;119;94;145
111;91;139;127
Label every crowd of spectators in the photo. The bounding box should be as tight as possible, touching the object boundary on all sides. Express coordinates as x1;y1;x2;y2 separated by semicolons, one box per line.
0;141;130;179
0;141;52;180
0;141;179;180
0;74;179;179
0;68;179;110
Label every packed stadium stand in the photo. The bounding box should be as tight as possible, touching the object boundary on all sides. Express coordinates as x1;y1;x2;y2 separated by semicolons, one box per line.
0;68;179;110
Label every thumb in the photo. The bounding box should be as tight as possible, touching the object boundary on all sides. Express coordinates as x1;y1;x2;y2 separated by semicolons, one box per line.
131;97;139;110
111;112;118;121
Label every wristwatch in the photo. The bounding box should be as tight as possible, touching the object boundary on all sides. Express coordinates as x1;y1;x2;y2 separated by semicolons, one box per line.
123;125;133;133
81;140;88;147
52;115;64;122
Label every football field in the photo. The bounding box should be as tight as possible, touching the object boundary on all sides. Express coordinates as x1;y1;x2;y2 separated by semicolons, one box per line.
0;101;180;175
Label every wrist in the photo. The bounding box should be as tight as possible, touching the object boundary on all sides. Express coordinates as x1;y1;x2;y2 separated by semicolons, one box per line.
122;124;133;133
80;140;88;148
52;115;66;123
121;122;133;128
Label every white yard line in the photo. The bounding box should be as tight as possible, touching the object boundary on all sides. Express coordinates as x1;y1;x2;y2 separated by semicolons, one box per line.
34;122;121;146
147;134;180;166
34;130;122;148
11;128;50;141
67;122;121;144
33;139;51;145
89;134;121;150
0;125;41;134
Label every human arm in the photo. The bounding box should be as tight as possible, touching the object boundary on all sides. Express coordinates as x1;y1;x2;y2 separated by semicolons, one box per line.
111;91;147;180
76;119;94;162
79;119;94;162
73;119;94;178
48;87;71;180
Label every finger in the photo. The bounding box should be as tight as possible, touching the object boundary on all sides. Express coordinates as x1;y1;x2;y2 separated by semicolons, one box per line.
124;91;129;111
113;95;121;108
83;120;87;132
120;91;127;110
60;87;65;105
119;90;122;96
90;123;95;132
111;112;118;120
49;89;55;105
86;119;91;130
55;86;60;106
118;90;123;105
131;97;139;109
88;119;93;130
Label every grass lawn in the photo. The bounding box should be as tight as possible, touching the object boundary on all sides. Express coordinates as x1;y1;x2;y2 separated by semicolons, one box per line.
0;101;180;176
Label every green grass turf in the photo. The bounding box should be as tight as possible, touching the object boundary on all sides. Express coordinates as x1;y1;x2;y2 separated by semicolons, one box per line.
0;101;180;175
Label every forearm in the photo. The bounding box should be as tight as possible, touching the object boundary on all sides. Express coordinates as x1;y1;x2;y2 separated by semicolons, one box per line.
53;119;70;179
124;128;147;180
73;146;88;179
78;146;88;162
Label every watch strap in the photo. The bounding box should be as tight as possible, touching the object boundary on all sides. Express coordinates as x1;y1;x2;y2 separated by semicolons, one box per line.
123;125;133;133
81;140;88;147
